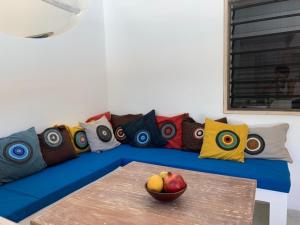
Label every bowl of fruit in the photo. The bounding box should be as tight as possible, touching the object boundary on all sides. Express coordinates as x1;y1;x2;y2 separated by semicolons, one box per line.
145;171;187;202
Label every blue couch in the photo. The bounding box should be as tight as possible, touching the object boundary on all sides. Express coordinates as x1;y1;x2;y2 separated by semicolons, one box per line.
0;145;291;222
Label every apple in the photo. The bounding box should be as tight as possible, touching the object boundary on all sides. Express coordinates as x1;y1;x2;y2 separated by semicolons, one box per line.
163;172;186;193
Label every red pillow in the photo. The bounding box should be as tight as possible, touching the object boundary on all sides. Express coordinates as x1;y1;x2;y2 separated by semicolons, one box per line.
85;112;111;123
156;113;189;149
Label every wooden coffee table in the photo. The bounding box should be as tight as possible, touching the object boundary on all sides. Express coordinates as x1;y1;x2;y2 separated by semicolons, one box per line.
0;217;17;225
31;162;256;225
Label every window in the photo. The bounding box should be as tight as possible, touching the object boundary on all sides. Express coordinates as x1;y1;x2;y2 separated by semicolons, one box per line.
224;0;300;114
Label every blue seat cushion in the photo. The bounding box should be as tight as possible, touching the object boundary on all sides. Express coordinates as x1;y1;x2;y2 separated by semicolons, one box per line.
119;145;291;193
0;144;291;222
0;188;38;222
2;149;123;221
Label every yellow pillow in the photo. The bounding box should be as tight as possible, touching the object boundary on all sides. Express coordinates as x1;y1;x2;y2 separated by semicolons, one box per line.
200;118;248;163
66;126;90;154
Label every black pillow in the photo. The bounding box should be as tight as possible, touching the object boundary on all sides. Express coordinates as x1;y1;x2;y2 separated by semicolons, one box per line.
123;110;167;148
111;114;143;144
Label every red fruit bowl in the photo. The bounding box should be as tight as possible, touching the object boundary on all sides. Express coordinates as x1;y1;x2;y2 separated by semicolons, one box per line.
145;183;187;202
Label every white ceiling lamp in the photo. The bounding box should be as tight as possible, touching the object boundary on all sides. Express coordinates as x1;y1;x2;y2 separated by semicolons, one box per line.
40;0;81;14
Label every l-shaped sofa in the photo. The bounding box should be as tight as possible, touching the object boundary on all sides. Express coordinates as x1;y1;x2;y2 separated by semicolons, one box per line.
0;145;290;225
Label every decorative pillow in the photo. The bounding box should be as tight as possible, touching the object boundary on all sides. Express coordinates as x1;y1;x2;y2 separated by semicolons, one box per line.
0;127;46;185
86;112;111;123
66;126;90;154
80;117;120;152
200;118;248;163
182;117;227;152
123;110;167;148
156;113;189;149
111;114;143;143
245;124;292;163
39;125;77;166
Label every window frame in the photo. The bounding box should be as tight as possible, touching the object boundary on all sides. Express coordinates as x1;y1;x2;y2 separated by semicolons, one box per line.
223;0;300;116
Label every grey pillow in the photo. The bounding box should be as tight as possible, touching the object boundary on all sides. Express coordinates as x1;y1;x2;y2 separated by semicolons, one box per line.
245;123;292;163
0;127;47;185
80;117;120;152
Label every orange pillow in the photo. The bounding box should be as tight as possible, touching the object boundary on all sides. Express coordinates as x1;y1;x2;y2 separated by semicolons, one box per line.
156;113;189;149
86;112;111;123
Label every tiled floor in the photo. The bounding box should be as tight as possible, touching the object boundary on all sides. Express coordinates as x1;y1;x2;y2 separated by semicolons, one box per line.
287;210;300;225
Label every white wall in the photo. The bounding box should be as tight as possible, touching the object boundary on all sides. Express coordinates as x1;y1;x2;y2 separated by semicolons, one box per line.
0;0;107;136
103;0;300;210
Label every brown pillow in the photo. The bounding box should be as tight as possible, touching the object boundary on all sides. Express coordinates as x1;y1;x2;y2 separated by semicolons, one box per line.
111;114;143;143
182;117;227;153
38;125;77;166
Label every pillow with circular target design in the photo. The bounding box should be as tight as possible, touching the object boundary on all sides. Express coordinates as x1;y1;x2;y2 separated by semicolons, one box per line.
182;117;227;153
80;117;120;152
245;124;292;163
38;125;77;166
66;126;90;154
111;114;143;144
156;113;189;149
200;118;248;163
122;110;167;148
0;127;46;185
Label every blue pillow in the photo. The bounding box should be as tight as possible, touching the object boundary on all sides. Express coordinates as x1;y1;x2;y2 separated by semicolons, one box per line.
0;127;46;185
123;110;167;148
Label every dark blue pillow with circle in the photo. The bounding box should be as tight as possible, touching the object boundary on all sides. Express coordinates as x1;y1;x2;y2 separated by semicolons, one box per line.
0;127;46;185
122;110;167;148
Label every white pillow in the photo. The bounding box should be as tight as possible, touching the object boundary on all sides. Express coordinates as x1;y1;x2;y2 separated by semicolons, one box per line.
80;117;120;152
245;123;292;163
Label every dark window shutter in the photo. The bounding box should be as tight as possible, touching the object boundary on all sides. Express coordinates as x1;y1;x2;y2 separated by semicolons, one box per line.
229;0;300;110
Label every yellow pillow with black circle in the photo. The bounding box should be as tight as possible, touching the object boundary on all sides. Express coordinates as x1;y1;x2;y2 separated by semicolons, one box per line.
66;126;90;154
200;118;248;163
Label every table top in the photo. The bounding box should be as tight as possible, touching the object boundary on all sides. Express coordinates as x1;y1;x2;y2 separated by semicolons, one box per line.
0;217;17;225
31;162;256;225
